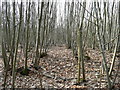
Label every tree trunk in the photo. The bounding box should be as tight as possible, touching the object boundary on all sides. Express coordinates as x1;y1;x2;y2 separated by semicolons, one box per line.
34;2;44;68
77;2;86;83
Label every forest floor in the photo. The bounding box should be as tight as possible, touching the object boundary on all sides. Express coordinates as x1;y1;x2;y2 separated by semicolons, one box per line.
0;45;120;89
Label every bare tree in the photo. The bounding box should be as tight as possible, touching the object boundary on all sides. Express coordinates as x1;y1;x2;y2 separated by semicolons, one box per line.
77;2;86;83
34;1;44;68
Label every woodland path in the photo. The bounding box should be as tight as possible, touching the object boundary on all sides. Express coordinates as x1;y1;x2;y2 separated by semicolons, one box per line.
0;45;120;88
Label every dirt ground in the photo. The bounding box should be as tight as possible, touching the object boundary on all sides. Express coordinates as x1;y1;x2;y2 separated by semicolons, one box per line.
0;46;120;89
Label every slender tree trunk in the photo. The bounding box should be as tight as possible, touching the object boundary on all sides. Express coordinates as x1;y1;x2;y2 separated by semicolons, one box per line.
34;2;44;68
77;2;86;83
118;1;120;52
24;1;31;74
94;2;111;89
12;1;23;88
109;32;119;76
11;1;16;89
